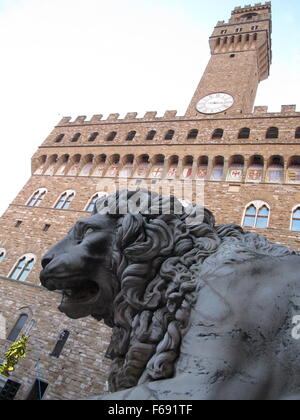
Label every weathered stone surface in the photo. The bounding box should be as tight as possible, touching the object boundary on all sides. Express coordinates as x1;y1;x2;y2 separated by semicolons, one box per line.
41;190;300;400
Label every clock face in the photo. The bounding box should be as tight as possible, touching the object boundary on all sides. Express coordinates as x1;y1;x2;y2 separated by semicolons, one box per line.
196;93;234;114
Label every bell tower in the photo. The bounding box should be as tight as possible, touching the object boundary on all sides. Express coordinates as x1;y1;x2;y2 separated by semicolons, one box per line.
185;2;272;117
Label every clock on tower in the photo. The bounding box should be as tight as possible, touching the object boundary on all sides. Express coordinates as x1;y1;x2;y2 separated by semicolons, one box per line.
196;93;234;114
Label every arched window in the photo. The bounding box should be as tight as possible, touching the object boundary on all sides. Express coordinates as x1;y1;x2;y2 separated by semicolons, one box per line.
238;127;250;139
146;130;156;140
0;248;6;263
26;189;47;207
71;133;81;143
243;202;270;229
126;131;136;141
9;254;36;282
7;314;28;342
106;131;117;142
295;128;300;139
291;207;300;231
256;206;270;228
164;130;175;140
212;129;224;139
266;127;279;139
54;134;65;143
187;129;199;140
243;204;256;227
85;192;108;213
88;132;99;142
54;191;75;210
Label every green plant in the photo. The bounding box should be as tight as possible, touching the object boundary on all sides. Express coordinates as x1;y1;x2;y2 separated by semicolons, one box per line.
0;335;29;377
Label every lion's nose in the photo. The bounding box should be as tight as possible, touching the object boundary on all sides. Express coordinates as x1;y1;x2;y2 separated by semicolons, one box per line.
41;256;53;269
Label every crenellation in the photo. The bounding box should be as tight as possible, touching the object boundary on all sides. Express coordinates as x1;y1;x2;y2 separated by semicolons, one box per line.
254;106;268;114
90;114;103;123
107;113;120;121
143;111;157;119
163;110;177;119
281;105;296;114
74;116;87;124
124;112;138;120
232;2;271;14
54;108;298;128
57;116;72;125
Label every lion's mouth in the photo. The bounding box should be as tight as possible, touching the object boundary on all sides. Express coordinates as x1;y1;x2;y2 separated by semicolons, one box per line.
61;280;99;304
43;275;100;305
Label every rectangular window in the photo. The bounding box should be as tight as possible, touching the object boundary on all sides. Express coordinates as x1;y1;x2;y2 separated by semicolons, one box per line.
0;380;21;400
50;330;70;358
43;224;51;232
26;379;48;400
15;221;22;228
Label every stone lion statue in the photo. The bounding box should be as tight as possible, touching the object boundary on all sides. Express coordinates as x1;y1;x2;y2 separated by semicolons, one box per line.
40;190;300;400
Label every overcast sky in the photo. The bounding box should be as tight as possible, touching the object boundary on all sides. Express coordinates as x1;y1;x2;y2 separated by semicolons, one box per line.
0;0;299;216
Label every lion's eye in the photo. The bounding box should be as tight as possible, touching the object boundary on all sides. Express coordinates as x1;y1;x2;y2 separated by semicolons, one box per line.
84;227;95;236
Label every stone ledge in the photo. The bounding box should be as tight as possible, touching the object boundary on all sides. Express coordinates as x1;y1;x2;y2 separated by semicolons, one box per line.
0;275;60;294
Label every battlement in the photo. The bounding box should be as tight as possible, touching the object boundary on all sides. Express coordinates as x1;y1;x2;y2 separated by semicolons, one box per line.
232;2;271;14
56;110;180;126
253;105;298;115
56;105;300;127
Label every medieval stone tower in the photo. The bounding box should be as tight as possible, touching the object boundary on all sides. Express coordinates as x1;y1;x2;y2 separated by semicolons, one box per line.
1;2;300;399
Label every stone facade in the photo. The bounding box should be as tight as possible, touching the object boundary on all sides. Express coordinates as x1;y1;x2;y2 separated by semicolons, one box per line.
0;2;300;399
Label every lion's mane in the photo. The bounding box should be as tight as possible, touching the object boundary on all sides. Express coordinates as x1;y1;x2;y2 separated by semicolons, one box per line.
94;190;296;392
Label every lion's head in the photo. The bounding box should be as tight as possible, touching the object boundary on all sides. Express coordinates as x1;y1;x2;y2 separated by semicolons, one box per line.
40;189;296;392
40;213;118;325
